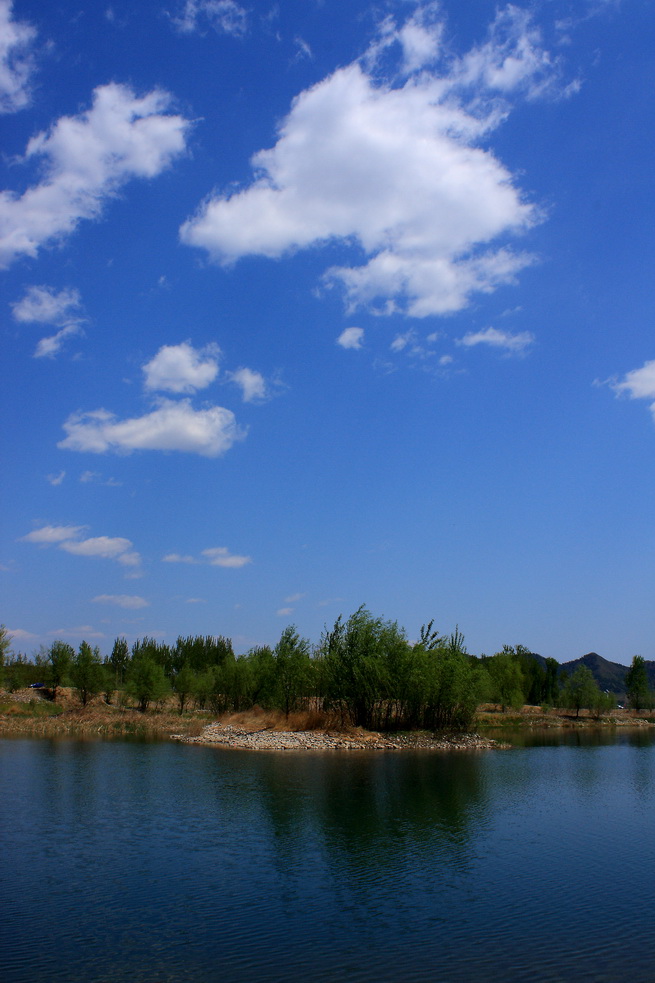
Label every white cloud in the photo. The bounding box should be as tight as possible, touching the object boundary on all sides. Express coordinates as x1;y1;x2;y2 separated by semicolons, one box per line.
180;6;554;317
277;607;293;617
12;285;86;358
58;398;245;457
337;327;364;350
390;330;416;353
20;524;86;544
457;326;535;353
611;361;655;401
12;285;82;324
20;524;141;571
173;0;247;36
143;341;220;393
201;546;251;568
0;0;36;114
92;594;149;609
611;360;655;424
0;83;191;268
7;627;37;641
455;6;560;99
285;592;306;603
49;625;106;640
163;547;251;568
46;470;66;486
34;323;83;359
229;366;266;402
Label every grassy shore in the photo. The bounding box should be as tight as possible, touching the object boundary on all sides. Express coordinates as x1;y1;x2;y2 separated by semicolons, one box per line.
0;688;213;740
1;689;653;741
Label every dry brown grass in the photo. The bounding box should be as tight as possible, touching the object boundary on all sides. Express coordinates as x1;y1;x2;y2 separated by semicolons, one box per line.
218;705;350;733
0;688;212;739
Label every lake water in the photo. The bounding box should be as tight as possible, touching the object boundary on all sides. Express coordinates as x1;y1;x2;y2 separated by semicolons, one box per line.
1;731;654;983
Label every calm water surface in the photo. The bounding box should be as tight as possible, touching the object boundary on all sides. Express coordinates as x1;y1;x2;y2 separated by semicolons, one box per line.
1;731;654;983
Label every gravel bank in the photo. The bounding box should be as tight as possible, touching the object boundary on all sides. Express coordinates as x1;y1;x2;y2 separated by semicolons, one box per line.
175;723;505;752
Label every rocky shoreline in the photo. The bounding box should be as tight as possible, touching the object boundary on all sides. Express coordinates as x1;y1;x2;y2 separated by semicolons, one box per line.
175;722;506;752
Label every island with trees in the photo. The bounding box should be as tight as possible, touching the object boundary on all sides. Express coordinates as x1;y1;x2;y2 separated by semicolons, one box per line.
1;613;654;745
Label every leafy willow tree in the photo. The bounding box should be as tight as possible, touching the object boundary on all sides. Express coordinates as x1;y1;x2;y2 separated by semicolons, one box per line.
273;626;312;717
71;641;103;706
484;648;525;712
625;656;650;712
47;640;74;701
320;606;400;729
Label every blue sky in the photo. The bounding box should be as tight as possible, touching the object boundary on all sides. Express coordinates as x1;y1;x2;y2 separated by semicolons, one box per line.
2;0;654;664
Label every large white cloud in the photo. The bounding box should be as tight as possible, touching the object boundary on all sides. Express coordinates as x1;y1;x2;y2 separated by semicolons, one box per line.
180;5;554;317
143;341;220;394
0;83;191;268
0;0;36;114
58;398;246;457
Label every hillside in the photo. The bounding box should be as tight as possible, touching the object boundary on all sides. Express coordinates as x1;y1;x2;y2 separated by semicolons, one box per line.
557;652;655;696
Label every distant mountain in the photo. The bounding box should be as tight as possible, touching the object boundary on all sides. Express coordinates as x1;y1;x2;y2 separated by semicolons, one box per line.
558;652;655;696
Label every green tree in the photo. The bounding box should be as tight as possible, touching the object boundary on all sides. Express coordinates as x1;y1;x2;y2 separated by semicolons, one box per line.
273;626;311;716
126;655;169;711
0;625;12;678
485;648;525;712
320;607;398;729
625;655;650;712
71;641;103;706
110;637;129;688
47;640;74;701
173;662;196;714
543;657;560;706
562;665;598;717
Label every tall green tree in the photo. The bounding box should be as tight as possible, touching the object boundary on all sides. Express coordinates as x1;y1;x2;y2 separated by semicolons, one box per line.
47;640;74;701
562;665;598;717
110;637;129;687
273;626;311;716
485;648;525;712
127;655;169;711
625;656;650;712
71;641;103;706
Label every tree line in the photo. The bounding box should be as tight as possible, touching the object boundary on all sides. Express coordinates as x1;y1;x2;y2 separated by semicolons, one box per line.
1;614;653;728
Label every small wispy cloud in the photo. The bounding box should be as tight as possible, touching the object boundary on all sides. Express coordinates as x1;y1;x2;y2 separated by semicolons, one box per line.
457;326;535;354
92;594;149;609
172;0;247;36
163;546;252;568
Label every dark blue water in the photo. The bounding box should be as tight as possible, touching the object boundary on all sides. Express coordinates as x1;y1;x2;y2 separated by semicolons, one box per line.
1;732;654;983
